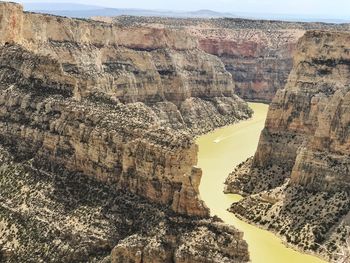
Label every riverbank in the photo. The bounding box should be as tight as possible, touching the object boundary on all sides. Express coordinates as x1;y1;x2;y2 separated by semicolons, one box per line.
196;102;327;263
232;205;331;262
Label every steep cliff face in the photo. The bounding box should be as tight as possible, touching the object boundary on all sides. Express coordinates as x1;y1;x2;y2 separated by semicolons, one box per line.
192;25;304;103
0;43;208;216
107;16;350;102
0;3;251;134
225;31;350;260
185;20;350;103
287;31;350;191
0;145;249;262
0;2;250;262
0;2;253;218
0;2;23;44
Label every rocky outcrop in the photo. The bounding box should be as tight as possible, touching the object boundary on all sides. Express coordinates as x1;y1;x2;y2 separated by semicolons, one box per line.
226;31;350;260
0;2;254;218
0;145;249;262
228;184;350;261
0;43;209;217
0;3;251;135
107;16;350;102
110;220;248;263
0;2;250;262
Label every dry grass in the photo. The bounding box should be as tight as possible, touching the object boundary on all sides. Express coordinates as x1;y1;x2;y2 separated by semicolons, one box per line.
336;237;350;263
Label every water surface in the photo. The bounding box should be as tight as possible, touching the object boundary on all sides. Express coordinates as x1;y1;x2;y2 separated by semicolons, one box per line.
196;103;326;263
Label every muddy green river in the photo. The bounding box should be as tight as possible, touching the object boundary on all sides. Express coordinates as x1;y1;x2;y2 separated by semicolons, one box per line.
196;103;326;263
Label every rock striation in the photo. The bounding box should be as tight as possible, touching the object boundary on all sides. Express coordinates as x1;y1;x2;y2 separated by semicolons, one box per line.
0;2;253;218
106;16;350;102
0;3;251;135
0;42;211;217
0;2;250;262
225;31;350;260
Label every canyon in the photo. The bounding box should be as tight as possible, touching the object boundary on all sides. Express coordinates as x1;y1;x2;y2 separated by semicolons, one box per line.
0;1;254;217
225;30;350;261
0;2;251;262
97;16;350;103
1;1;350;262
197;103;325;263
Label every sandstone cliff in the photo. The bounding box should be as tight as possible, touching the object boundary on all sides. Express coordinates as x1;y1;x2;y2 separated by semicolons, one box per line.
0;2;253;218
0;145;249;262
0;2;250;262
1;3;251;135
106;16;350;102
226;31;350;260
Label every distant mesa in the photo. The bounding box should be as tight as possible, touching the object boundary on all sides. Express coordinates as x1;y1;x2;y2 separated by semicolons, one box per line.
23;2;237;19
22;2;350;23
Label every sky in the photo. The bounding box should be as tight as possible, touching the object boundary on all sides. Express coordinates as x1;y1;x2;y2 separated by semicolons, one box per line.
9;0;350;19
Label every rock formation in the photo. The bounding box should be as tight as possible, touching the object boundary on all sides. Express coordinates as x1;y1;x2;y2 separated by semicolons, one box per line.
0;3;251;135
110;219;248;263
0;1;253;217
0;145;249;262
104;16;350;102
226;30;350;261
0;2;250;262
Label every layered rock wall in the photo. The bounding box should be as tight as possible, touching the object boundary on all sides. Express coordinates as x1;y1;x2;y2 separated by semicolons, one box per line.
108;16;350;102
0;2;251;261
0;2;252;217
194;26;303;103
288;31;350;191
253;30;350;192
0;43;209;217
226;30;350;194
1;3;251;131
226;31;350;260
0;3;196;49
